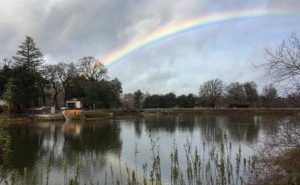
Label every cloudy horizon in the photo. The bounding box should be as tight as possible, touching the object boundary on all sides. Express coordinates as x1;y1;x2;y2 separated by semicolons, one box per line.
1;0;300;95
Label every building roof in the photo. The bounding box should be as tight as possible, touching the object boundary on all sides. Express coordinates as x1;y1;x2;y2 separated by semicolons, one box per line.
66;99;81;102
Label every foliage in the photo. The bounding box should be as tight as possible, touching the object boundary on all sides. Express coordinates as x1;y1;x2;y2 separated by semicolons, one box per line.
2;34;300;111
1;79;16;112
176;94;196;108
65;76;88;101
12;36;43;71
143;95;162;108
226;82;248;108
0;36;48;111
243;82;259;107
66;77;123;109
8;66;44;110
0;36;123;111
143;93;177;108
0;63;12;95
134;90;143;109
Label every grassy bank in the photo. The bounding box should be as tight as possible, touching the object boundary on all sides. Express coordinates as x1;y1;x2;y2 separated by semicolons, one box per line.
144;108;300;116
249;148;300;185
0;108;299;123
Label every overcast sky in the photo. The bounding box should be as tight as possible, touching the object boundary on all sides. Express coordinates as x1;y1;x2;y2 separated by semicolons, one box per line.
0;0;299;94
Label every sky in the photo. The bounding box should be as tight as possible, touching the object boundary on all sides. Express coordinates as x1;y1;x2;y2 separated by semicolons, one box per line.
0;0;300;95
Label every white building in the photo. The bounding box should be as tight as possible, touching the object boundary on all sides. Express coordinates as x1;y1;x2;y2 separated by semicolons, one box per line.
65;99;83;109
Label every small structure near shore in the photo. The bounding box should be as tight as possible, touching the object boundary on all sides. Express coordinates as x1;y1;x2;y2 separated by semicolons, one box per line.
63;99;83;121
28;106;56;114
0;99;9;114
66;99;83;109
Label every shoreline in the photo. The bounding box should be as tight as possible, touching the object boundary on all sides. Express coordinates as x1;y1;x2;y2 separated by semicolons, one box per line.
1;108;300;123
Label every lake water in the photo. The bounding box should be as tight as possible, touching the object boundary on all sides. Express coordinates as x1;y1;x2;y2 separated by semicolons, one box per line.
2;114;285;185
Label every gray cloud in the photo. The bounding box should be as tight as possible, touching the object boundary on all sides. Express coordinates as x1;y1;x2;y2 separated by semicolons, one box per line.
0;0;299;94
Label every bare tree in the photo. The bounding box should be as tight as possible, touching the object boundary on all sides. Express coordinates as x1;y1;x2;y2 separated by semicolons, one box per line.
262;84;278;107
254;34;300;184
249;118;300;185
264;33;300;91
78;56;107;81
199;79;223;108
43;62;77;107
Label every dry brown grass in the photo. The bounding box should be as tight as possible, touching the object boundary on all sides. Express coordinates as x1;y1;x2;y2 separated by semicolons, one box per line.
250;145;300;185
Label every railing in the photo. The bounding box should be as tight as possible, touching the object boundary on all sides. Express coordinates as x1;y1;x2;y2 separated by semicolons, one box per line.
62;109;83;121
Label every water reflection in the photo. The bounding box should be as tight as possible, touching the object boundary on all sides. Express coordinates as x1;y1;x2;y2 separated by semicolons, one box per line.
8;124;44;170
140;115;264;143
8;120;122;172
5;115;285;184
63;122;82;136
63;120;122;154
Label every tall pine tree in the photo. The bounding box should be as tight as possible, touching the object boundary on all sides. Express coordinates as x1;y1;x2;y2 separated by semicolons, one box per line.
10;36;46;110
13;36;44;71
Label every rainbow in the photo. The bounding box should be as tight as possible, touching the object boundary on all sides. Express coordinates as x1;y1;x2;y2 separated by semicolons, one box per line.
101;7;295;67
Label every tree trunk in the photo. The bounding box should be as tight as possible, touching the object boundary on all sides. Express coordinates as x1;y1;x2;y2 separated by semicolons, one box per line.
53;92;58;108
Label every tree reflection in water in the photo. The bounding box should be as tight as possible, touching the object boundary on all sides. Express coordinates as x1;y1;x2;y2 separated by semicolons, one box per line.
4;115;285;184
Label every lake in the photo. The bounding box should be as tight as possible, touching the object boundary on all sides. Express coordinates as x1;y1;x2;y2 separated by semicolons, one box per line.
1;114;285;185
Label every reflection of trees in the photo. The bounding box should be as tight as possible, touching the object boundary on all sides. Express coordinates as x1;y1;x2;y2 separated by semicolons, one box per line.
8;124;45;170
143;116;177;133
176;115;196;132
195;116;223;142
6;115;285;178
134;118;142;138
141;115;266;143
223;115;261;142
143;115;221;142
195;115;264;143
63;121;122;155
259;115;288;138
62;120;123;173
7;120;123;172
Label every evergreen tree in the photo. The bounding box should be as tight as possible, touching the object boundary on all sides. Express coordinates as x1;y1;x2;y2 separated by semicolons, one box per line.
134;90;143;109
9;36;46;109
13;36;44;71
11;66;41;110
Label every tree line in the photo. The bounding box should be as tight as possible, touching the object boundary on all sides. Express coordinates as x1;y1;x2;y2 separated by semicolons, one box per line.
124;80;299;109
125;34;300;109
0;36;122;112
1;34;300;112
